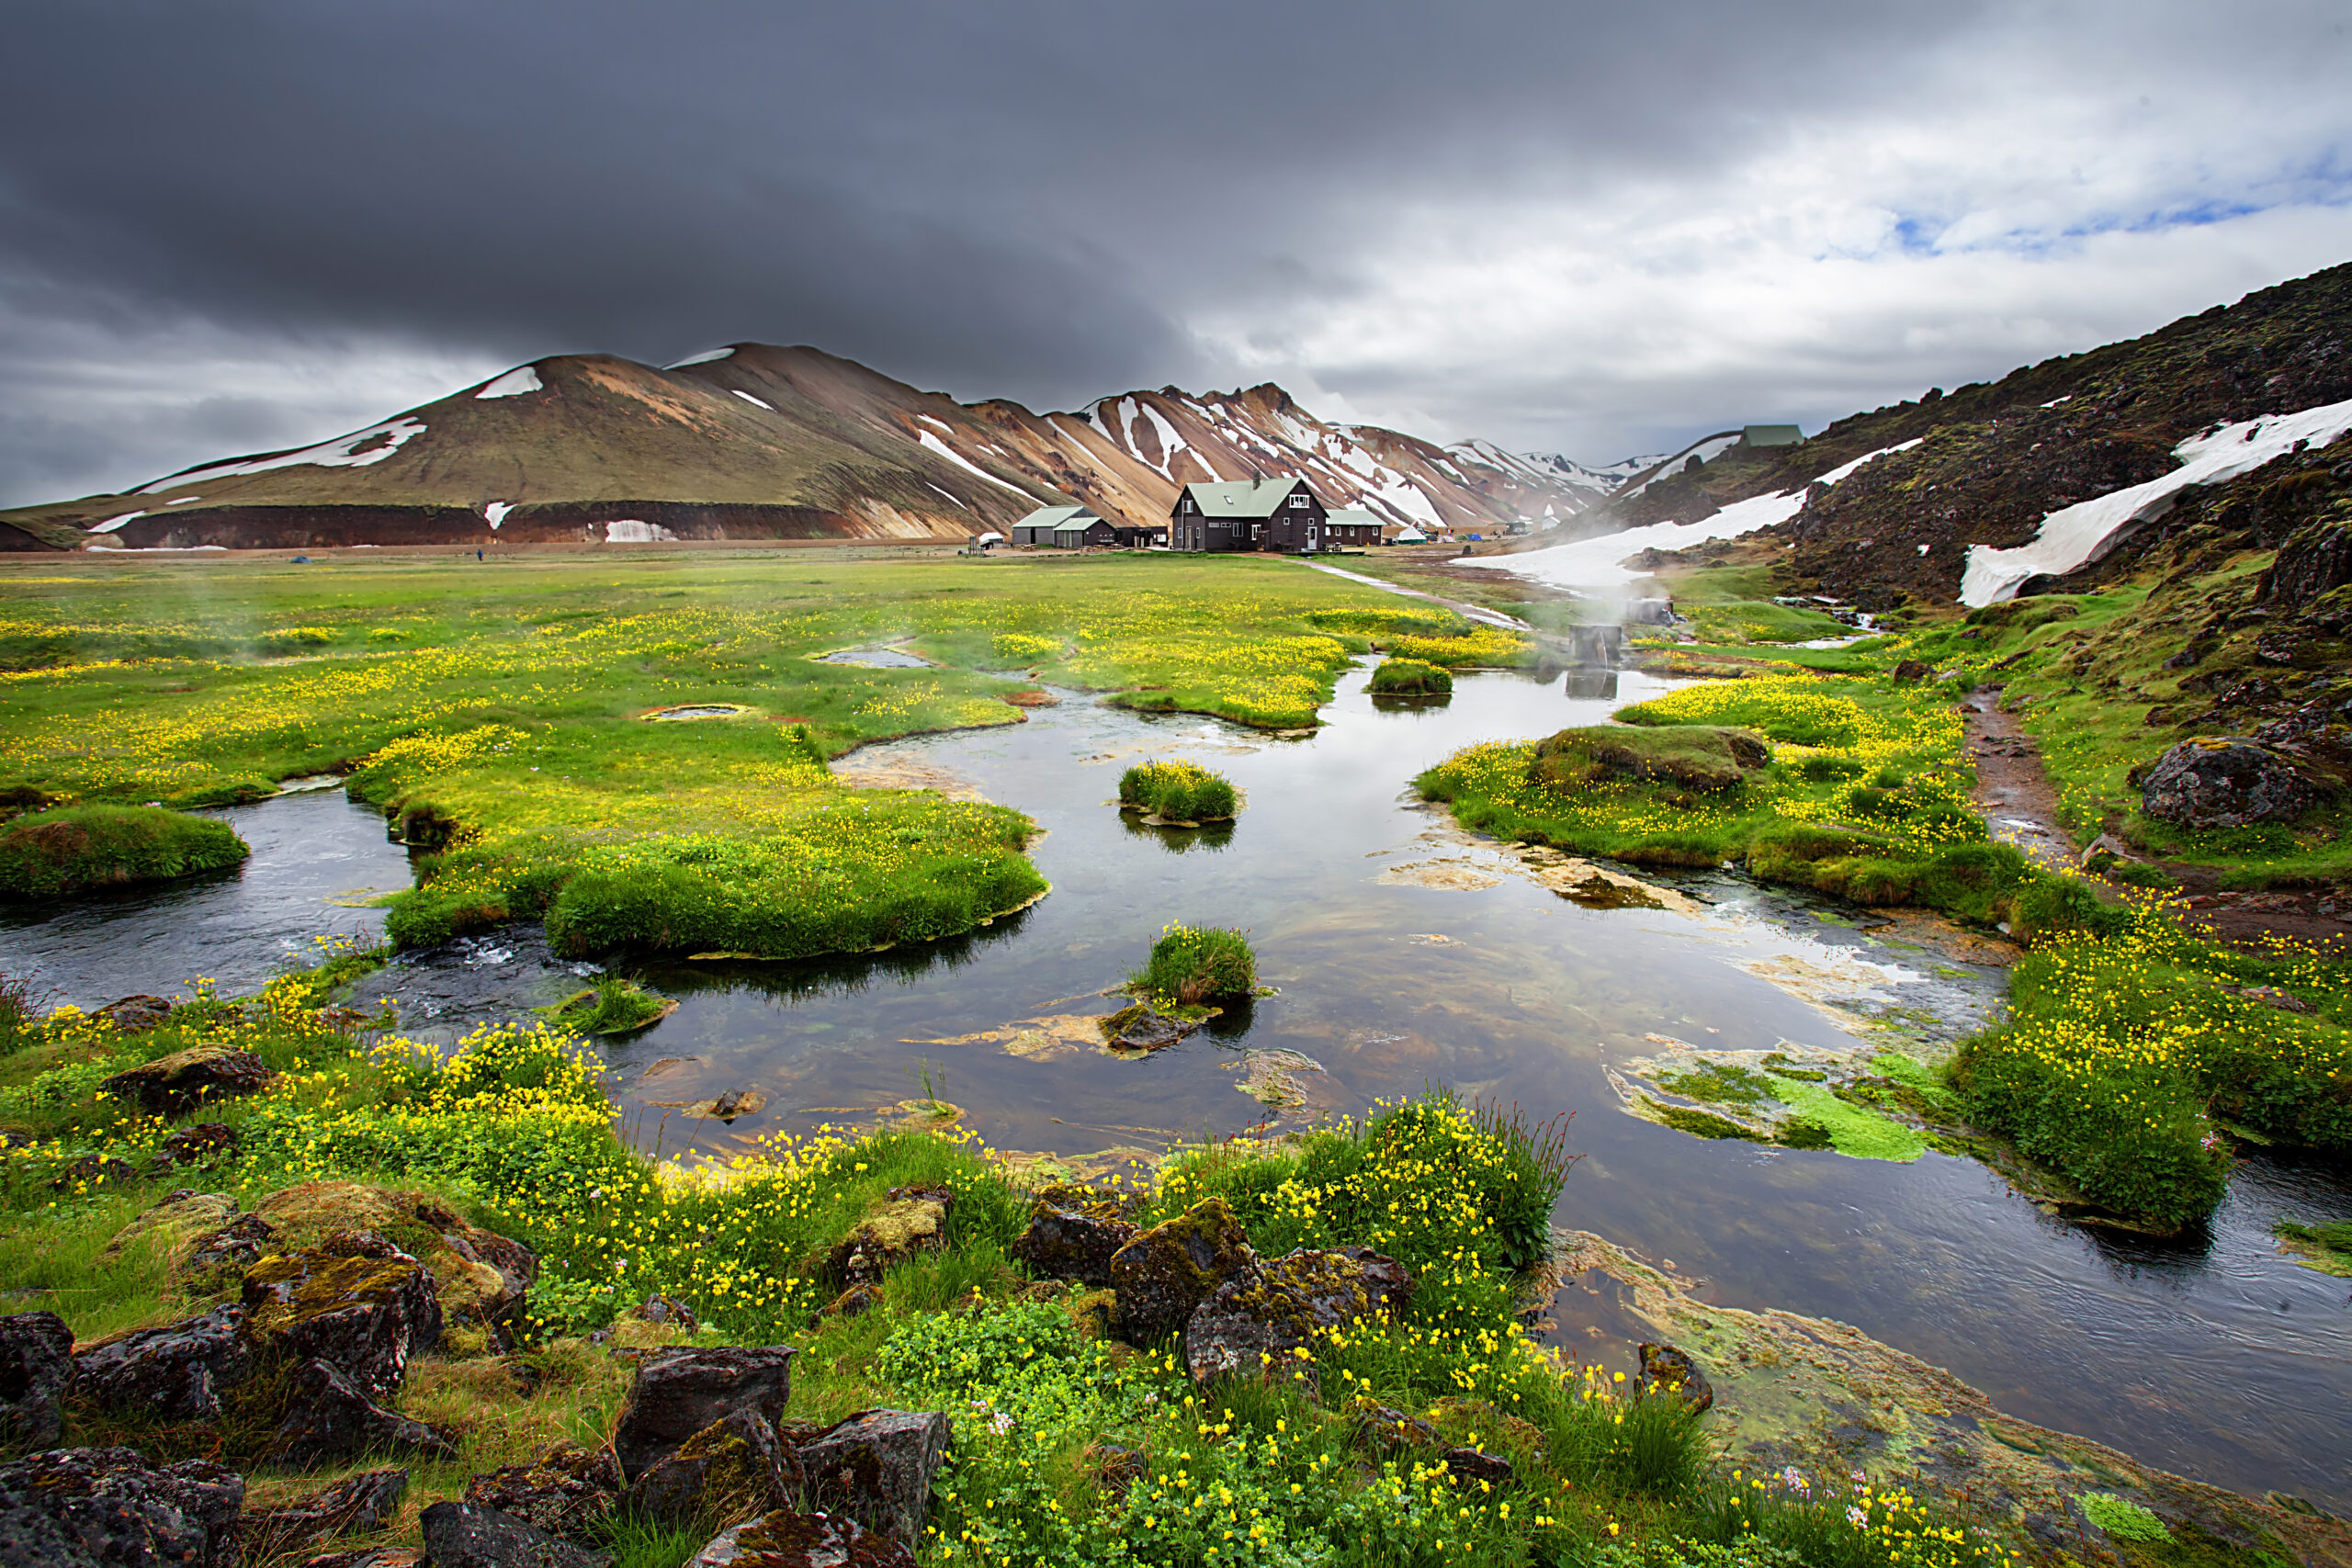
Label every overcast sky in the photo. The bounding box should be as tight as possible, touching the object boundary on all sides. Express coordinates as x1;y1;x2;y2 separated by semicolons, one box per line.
3;0;2348;504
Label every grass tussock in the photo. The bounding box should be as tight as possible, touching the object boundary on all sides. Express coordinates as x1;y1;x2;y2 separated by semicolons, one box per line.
0;805;249;900
1117;759;1238;822
1366;658;1453;696
1129;923;1256;1007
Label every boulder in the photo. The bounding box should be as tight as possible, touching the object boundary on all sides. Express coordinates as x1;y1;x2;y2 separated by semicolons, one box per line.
463;1444;622;1542
418;1500;612;1568
0;1310;74;1449
250;1182;537;1348
825;1187;952;1289
795;1411;951;1547
1891;660;1933;682
243;1230;443;1398
1442;1448;1514;1486
187;1214;281;1279
94;995;174;1032
1107;1196;1256;1344
159;1122;241;1168
611;1346;797;1481
51;1153;140;1191
1097;1003;1198;1052
300;1551;423;1568
626;1295;702;1333
624;1410;804;1529
272;1357;458;1468
1351;1398;1440;1452
1182;1247;1413;1391
2141;739;2326;829
74;1304;254;1421
98;1044;275;1115
2257;521;2352;612
684;1509;914;1568
104;1192;247;1278
239;1467;408;1558
0;1446;243;1568
1009;1191;1137;1287
1637;1342;1714;1413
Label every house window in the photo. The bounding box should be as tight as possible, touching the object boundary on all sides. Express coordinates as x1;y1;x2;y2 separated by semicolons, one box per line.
1288;494;1309;508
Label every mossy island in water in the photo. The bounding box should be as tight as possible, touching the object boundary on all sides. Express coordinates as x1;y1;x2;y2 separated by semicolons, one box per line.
1117;759;1237;825
541;975;678;1035
0;804;250;900
1365;657;1453;697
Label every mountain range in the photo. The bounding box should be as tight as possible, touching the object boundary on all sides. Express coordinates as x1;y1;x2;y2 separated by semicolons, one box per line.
0;346;1624;552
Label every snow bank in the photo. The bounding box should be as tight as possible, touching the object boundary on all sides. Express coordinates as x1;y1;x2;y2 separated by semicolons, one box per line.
91;512;143;534
1960;398;2352;606
475;366;542;400
916;430;1034;496
604;520;678;543
1618;434;1743;500
666;347;735;367
484;502;514;529
1472;439;1922;591
731;389;775;411
137;418;427;493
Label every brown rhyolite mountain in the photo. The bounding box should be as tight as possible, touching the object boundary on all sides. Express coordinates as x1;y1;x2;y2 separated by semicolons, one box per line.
0;345;1611;552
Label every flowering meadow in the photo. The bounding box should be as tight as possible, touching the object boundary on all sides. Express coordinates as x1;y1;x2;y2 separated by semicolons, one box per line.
0;976;2031;1568
0;552;1487;960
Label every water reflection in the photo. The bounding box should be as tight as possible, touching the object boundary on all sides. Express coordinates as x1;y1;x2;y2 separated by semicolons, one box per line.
1117;814;1236;853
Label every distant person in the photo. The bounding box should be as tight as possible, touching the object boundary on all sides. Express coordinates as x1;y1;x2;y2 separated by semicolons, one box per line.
477;547;484;561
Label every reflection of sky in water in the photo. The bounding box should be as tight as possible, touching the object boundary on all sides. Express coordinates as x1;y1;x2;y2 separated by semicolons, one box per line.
8;665;2349;1507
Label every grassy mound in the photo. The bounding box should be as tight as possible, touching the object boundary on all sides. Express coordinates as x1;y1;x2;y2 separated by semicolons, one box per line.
0;805;249;900
1117;759;1238;822
1366;657;1453;696
541;976;675;1035
1130;923;1255;1006
1531;724;1769;792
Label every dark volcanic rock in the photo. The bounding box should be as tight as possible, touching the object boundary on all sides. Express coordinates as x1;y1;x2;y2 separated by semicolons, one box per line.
1007;1190;1138;1286
1442;1448;1515;1486
241;1467;408;1557
243;1230;442;1398
419;1500;611;1568
2258;521;2352;611
1097;1002;1199;1052
94;995;173;1032
1351;1398;1442;1452
159;1122;242;1169
1108;1196;1257;1343
624;1295;702;1333
51;1153;140;1191
1638;1342;1715;1413
98;1044;275;1115
611;1346;798;1481
299;1551;423;1568
74;1304;254;1421
2141;738;2327;828
797;1409;952;1546
0;1310;74;1448
463;1444;621;1543
1892;659;1933;682
0;1446;243;1567
187;1213;280;1279
273;1358;458;1468
684;1509;915;1567
625;1410;804;1529
1183;1247;1413;1391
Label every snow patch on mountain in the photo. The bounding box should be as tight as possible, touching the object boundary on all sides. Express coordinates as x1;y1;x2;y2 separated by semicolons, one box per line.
666;347;735;368
732;389;775;412
138;418;428;493
605;520;678;542
916;430;1035;497
475;367;543;400
484;502;514;529
92;512;143;534
1960;399;2352;605
1476;440;1923;591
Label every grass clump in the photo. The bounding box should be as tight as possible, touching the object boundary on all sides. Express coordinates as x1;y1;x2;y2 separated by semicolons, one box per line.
1117;759;1238;822
2274;1218;2352;1276
1366;657;1453;696
2080;1491;2170;1542
1129;923;1255;1006
542;976;675;1036
0;805;249;900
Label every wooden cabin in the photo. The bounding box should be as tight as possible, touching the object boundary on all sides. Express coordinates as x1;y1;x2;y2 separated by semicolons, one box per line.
1321;508;1385;548
1011;504;1115;547
1170;478;1329;553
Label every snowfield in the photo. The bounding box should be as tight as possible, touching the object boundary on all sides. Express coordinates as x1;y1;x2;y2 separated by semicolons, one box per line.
1470;440;1922;591
1960;398;2352;605
916;430;1034;497
136;418;428;494
475;367;543;400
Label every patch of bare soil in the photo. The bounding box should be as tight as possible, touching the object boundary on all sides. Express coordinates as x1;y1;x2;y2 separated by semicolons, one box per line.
1962;685;2077;875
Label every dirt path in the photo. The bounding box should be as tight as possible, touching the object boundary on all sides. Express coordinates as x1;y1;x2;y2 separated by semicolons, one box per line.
1962;685;2078;874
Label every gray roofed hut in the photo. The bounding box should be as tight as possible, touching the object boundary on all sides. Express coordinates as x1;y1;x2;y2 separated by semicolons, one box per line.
1741;424;1804;447
1011;504;1111;547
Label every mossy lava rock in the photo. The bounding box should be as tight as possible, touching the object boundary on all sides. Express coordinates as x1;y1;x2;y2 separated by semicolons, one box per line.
1009;1185;1139;1286
1108;1196;1257;1343
241;1229;442;1399
1182;1246;1413;1391
687;1508;916;1567
1531;724;1770;793
99;1044;275;1116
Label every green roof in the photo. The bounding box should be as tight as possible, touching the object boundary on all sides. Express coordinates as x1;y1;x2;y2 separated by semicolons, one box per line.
1051;512;1107;534
1325;508;1382;526
1014;504;1093;530
1180;478;1310;519
1742;424;1803;447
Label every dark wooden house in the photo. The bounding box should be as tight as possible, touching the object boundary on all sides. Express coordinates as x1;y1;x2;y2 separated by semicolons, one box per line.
1170;478;1329;553
1012;504;1114;547
1321;507;1385;547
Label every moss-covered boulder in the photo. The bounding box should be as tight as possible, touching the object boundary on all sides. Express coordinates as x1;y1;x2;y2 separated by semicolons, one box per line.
248;1181;538;1347
465;1442;623;1542
241;1231;443;1399
1108;1196;1257;1343
797;1408;952;1546
1182;1246;1412;1391
1009;1187;1139;1286
612;1346;798;1482
825;1185;953;1289
1530;724;1770;793
72;1304;254;1422
687;1509;915;1568
101;1190;240;1274
624;1409;804;1530
98;1044;274;1116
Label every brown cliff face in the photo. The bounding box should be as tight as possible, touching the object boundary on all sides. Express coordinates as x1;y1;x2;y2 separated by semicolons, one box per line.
3;345;1601;551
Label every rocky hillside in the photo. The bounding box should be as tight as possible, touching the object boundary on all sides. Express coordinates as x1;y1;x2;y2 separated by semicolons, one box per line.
0;347;1606;552
1599;260;2352;609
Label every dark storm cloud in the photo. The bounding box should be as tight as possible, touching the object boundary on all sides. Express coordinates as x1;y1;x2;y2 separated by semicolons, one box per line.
1;0;2347;502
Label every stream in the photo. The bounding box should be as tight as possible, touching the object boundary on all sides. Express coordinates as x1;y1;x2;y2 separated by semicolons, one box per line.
3;665;2347;1508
